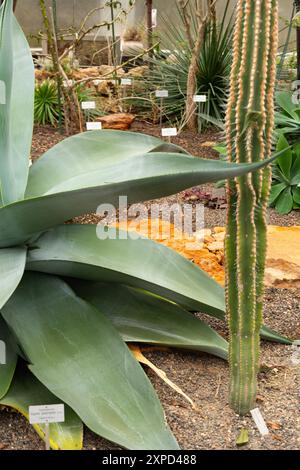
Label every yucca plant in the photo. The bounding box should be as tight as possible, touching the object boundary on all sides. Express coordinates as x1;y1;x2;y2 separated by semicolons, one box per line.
34;80;100;127
34;79;59;126
76;83;104;120
130;2;234;131
0;0;290;450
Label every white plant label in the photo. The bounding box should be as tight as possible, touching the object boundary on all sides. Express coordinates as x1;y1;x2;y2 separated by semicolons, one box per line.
152;9;158;28
63;79;74;88
0;80;5;104
81;101;96;110
291;341;300;365
162;128;177;137
29;404;65;425
156;90;169;98
193;94;207;103
250;408;269;436
86;122;102;131
121;78;132;86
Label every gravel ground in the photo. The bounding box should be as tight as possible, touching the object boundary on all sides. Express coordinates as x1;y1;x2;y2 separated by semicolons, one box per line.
203;205;300;229
0;288;299;450
1;124;298;451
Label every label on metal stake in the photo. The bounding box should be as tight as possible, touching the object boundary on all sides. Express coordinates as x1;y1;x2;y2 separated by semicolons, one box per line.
86;122;102;130
193;95;207;103
156;90;169;98
29;404;65;425
121;78;132;86
81;101;96;110
162;128;177;137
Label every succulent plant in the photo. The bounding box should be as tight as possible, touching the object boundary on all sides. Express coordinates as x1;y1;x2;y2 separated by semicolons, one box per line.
225;0;279;415
270;135;300;214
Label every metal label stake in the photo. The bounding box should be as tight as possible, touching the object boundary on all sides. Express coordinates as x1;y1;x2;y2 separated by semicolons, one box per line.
121;78;132;113
82;101;98;130
45;422;50;451
155;90;168;129
193;95;207;130
161;127;177;143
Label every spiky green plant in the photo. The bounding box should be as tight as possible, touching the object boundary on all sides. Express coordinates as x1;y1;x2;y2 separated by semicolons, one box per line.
34;80;101;127
0;0;289;449
34;80;59;126
128;2;234;130
225;0;279;415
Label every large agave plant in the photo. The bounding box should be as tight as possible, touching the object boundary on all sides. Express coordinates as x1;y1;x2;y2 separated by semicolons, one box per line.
0;1;290;450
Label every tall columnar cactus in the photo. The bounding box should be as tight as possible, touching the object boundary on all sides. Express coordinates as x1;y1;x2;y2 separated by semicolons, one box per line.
225;0;278;415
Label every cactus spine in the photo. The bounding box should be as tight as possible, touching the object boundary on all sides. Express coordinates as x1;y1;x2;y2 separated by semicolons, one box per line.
225;0;278;415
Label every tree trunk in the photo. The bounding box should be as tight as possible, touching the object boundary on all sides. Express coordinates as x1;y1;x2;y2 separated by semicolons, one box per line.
146;0;153;59
178;0;207;132
185;23;205;131
296;1;300;81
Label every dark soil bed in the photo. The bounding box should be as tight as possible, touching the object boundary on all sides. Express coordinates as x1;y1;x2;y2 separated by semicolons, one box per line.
1;123;299;451
1;288;299;450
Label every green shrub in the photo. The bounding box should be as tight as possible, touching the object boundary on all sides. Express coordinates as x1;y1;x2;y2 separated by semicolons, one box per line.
275;91;300;144
270;135;300;214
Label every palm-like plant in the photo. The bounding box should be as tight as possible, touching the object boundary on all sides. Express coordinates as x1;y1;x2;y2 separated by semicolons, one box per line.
0;1;290;450
130;2;234;130
34;80;59;126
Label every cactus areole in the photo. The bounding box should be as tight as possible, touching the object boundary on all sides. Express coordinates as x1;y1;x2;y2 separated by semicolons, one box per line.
225;0;278;415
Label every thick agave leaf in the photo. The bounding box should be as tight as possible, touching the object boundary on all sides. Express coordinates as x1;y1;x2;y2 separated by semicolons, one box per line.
276;134;293;178
27;224;225;318
0;151;277;248
26;130;189;197
0;0;34;205
0;316;17;399
0;361;83;450
27;225;291;345
69;281;228;360
276;91;299;120
2;273;179;450
0;247;26;309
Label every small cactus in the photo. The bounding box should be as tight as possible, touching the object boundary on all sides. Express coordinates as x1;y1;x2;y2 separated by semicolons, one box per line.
225;0;278;415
